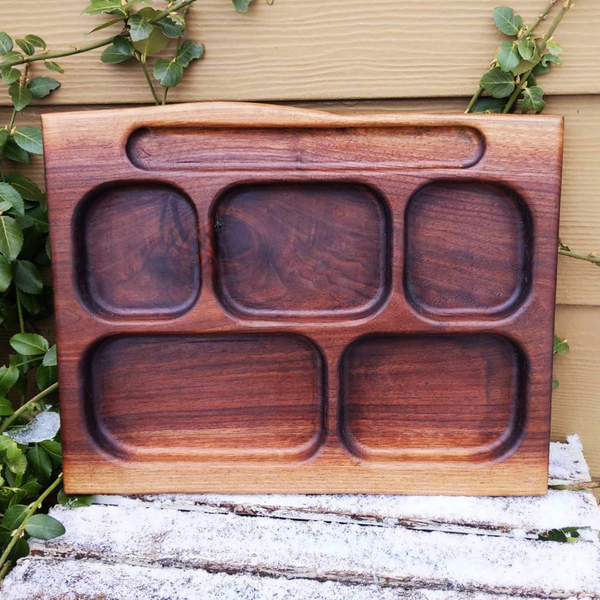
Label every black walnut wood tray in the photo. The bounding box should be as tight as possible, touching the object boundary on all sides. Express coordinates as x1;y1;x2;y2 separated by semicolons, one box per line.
42;102;564;495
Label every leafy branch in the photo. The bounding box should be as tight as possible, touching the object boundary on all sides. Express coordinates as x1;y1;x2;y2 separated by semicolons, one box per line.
466;1;574;115
0;0;265;580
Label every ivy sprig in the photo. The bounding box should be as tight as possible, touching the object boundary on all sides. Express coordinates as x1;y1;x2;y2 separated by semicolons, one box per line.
466;1;574;114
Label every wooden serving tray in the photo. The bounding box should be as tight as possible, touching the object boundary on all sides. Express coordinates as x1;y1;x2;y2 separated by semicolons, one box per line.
42;102;563;496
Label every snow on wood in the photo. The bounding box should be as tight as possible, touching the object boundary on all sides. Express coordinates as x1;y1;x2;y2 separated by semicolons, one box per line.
1;557;559;600
93;437;599;538
549;435;592;484
96;489;600;538
29;503;600;598
3;437;599;600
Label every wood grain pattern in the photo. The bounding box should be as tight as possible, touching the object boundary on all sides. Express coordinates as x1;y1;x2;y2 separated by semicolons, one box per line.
404;180;530;316
76;183;200;316
341;334;523;463
86;334;324;461
42;102;563;495
2;0;600;105
215;182;389;319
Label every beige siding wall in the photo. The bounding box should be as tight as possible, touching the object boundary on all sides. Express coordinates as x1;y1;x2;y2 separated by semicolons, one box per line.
3;1;600;474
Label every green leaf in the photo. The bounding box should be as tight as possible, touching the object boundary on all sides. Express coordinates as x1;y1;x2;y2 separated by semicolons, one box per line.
0;32;13;55
19;290;43;315
44;61;64;74
132;13;169;57
1;51;22;64
40;440;62;466
176;40;204;67
511;59;537;77
100;36;134;64
493;7;523;37
0;434;13;450
0;129;8;147
4;139;30;164
27;445;52;481
0;183;25;215
552;379;560;389
10;333;49;356
28;77;61;100
43;345;57;367
1;64;20;85
542;53;563;67
83;0;127;15
14;259;43;293
20;205;48;233
153;59;183;88
532;61;551;76
480;67;515;99
232;0;256;13
5;175;44;202
13;127;43;155
36;364;57;391
25;513;65;540
497;41;521;72
0;215;24;261
521;85;546;114
5;445;27;475
0;254;12;292
156;14;186;38
24;35;46;50
57;489;93;509
553;334;570;355
15;39;35;56
128;14;154;42
1;504;28;530
0;397;13;416
9;83;33;111
0;365;19;396
546;39;564;55
517;38;537;61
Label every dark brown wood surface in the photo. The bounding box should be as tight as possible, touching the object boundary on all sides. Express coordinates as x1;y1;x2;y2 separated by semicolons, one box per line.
42;102;563;495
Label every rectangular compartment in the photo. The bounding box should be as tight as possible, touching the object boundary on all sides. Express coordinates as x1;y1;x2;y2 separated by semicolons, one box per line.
42;102;563;495
340;334;525;463
85;334;324;462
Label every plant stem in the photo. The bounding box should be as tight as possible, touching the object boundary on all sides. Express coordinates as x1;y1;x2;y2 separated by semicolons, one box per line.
0;561;11;581
503;0;574;114
162;5;189;105
558;248;600;266
523;0;559;36
0;473;63;581
140;59;160;105
550;480;600;491
4;0;198;67
465;86;484;114
0;382;59;433
15;289;25;335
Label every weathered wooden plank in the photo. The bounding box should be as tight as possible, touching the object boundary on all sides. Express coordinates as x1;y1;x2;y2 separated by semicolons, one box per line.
0;558;564;600
89;437;598;537
96;489;600;538
28;503;600;597
2;1;600;104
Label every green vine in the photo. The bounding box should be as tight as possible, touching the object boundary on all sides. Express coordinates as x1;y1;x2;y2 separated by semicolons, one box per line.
0;0;260;580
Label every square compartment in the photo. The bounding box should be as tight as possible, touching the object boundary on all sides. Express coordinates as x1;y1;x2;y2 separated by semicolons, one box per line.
214;182;390;320
75;183;200;317
404;181;531;317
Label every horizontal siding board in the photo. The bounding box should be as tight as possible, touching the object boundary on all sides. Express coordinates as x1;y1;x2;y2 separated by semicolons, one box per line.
1;1;600;104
